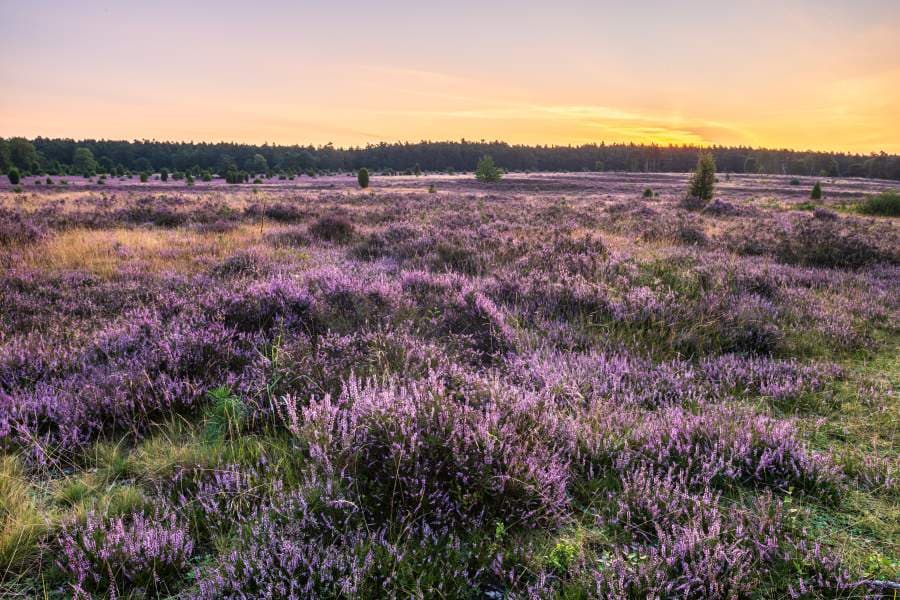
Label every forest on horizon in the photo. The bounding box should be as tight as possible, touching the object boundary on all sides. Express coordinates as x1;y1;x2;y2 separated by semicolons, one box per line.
3;136;900;180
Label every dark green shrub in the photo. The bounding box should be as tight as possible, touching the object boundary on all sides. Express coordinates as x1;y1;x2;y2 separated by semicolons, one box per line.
8;168;20;184
357;168;369;188
139;172;149;183
857;190;899;217
643;187;653;198
810;182;822;200
475;155;502;183
160;168;169;182
687;152;716;206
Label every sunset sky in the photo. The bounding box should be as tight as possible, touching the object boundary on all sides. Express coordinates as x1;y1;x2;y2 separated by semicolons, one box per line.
2;0;899;152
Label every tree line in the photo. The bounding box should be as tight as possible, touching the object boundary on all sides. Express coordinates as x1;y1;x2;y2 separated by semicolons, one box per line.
2;137;899;180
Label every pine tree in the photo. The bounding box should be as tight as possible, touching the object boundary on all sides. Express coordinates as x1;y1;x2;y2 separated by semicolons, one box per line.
810;181;822;200
357;168;369;188
475;155;502;183
687;152;716;205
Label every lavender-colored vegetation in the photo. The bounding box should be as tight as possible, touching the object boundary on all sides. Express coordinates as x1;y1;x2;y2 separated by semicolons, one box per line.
0;173;897;598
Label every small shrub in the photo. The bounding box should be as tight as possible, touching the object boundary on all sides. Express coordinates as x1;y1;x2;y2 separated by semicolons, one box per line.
160;168;169;182
857;190;900;217
813;207;838;220
790;178;801;185
642;187;653;198
357;168;369;188
309;214;355;243
687;152;716;206
139;172;149;183
7;167;20;185
202;387;246;444
428;184;436;193
57;510;194;596
475;155;502;183
778;217;895;268
810;181;822;200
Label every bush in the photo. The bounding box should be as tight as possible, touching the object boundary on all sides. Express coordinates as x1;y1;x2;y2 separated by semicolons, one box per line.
357;168;369;188
309;215;355;243
160;168;169;182
7;168;20;185
857;190;900;217
687;152;715;205
790;178;801;185
643;187;653;198
57;510;194;596
778;217;894;268
139;172;149;183
224;169;248;184
475;155;502;183
810;181;822;200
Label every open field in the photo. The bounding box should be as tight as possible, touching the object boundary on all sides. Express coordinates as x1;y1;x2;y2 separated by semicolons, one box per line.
0;173;898;598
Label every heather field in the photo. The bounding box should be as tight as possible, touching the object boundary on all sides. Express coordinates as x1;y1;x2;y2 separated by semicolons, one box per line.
1;172;898;598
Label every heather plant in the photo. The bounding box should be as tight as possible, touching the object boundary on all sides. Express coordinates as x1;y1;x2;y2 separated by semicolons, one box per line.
308;214;355;242
56;509;194;597
281;374;571;527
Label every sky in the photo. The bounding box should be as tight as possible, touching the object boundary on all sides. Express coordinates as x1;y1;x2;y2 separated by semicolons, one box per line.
2;0;899;153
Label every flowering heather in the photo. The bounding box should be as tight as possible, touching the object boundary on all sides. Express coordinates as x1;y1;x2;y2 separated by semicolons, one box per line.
0;173;896;598
56;510;194;597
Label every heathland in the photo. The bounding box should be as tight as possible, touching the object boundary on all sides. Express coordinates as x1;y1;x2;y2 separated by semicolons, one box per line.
0;171;897;598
